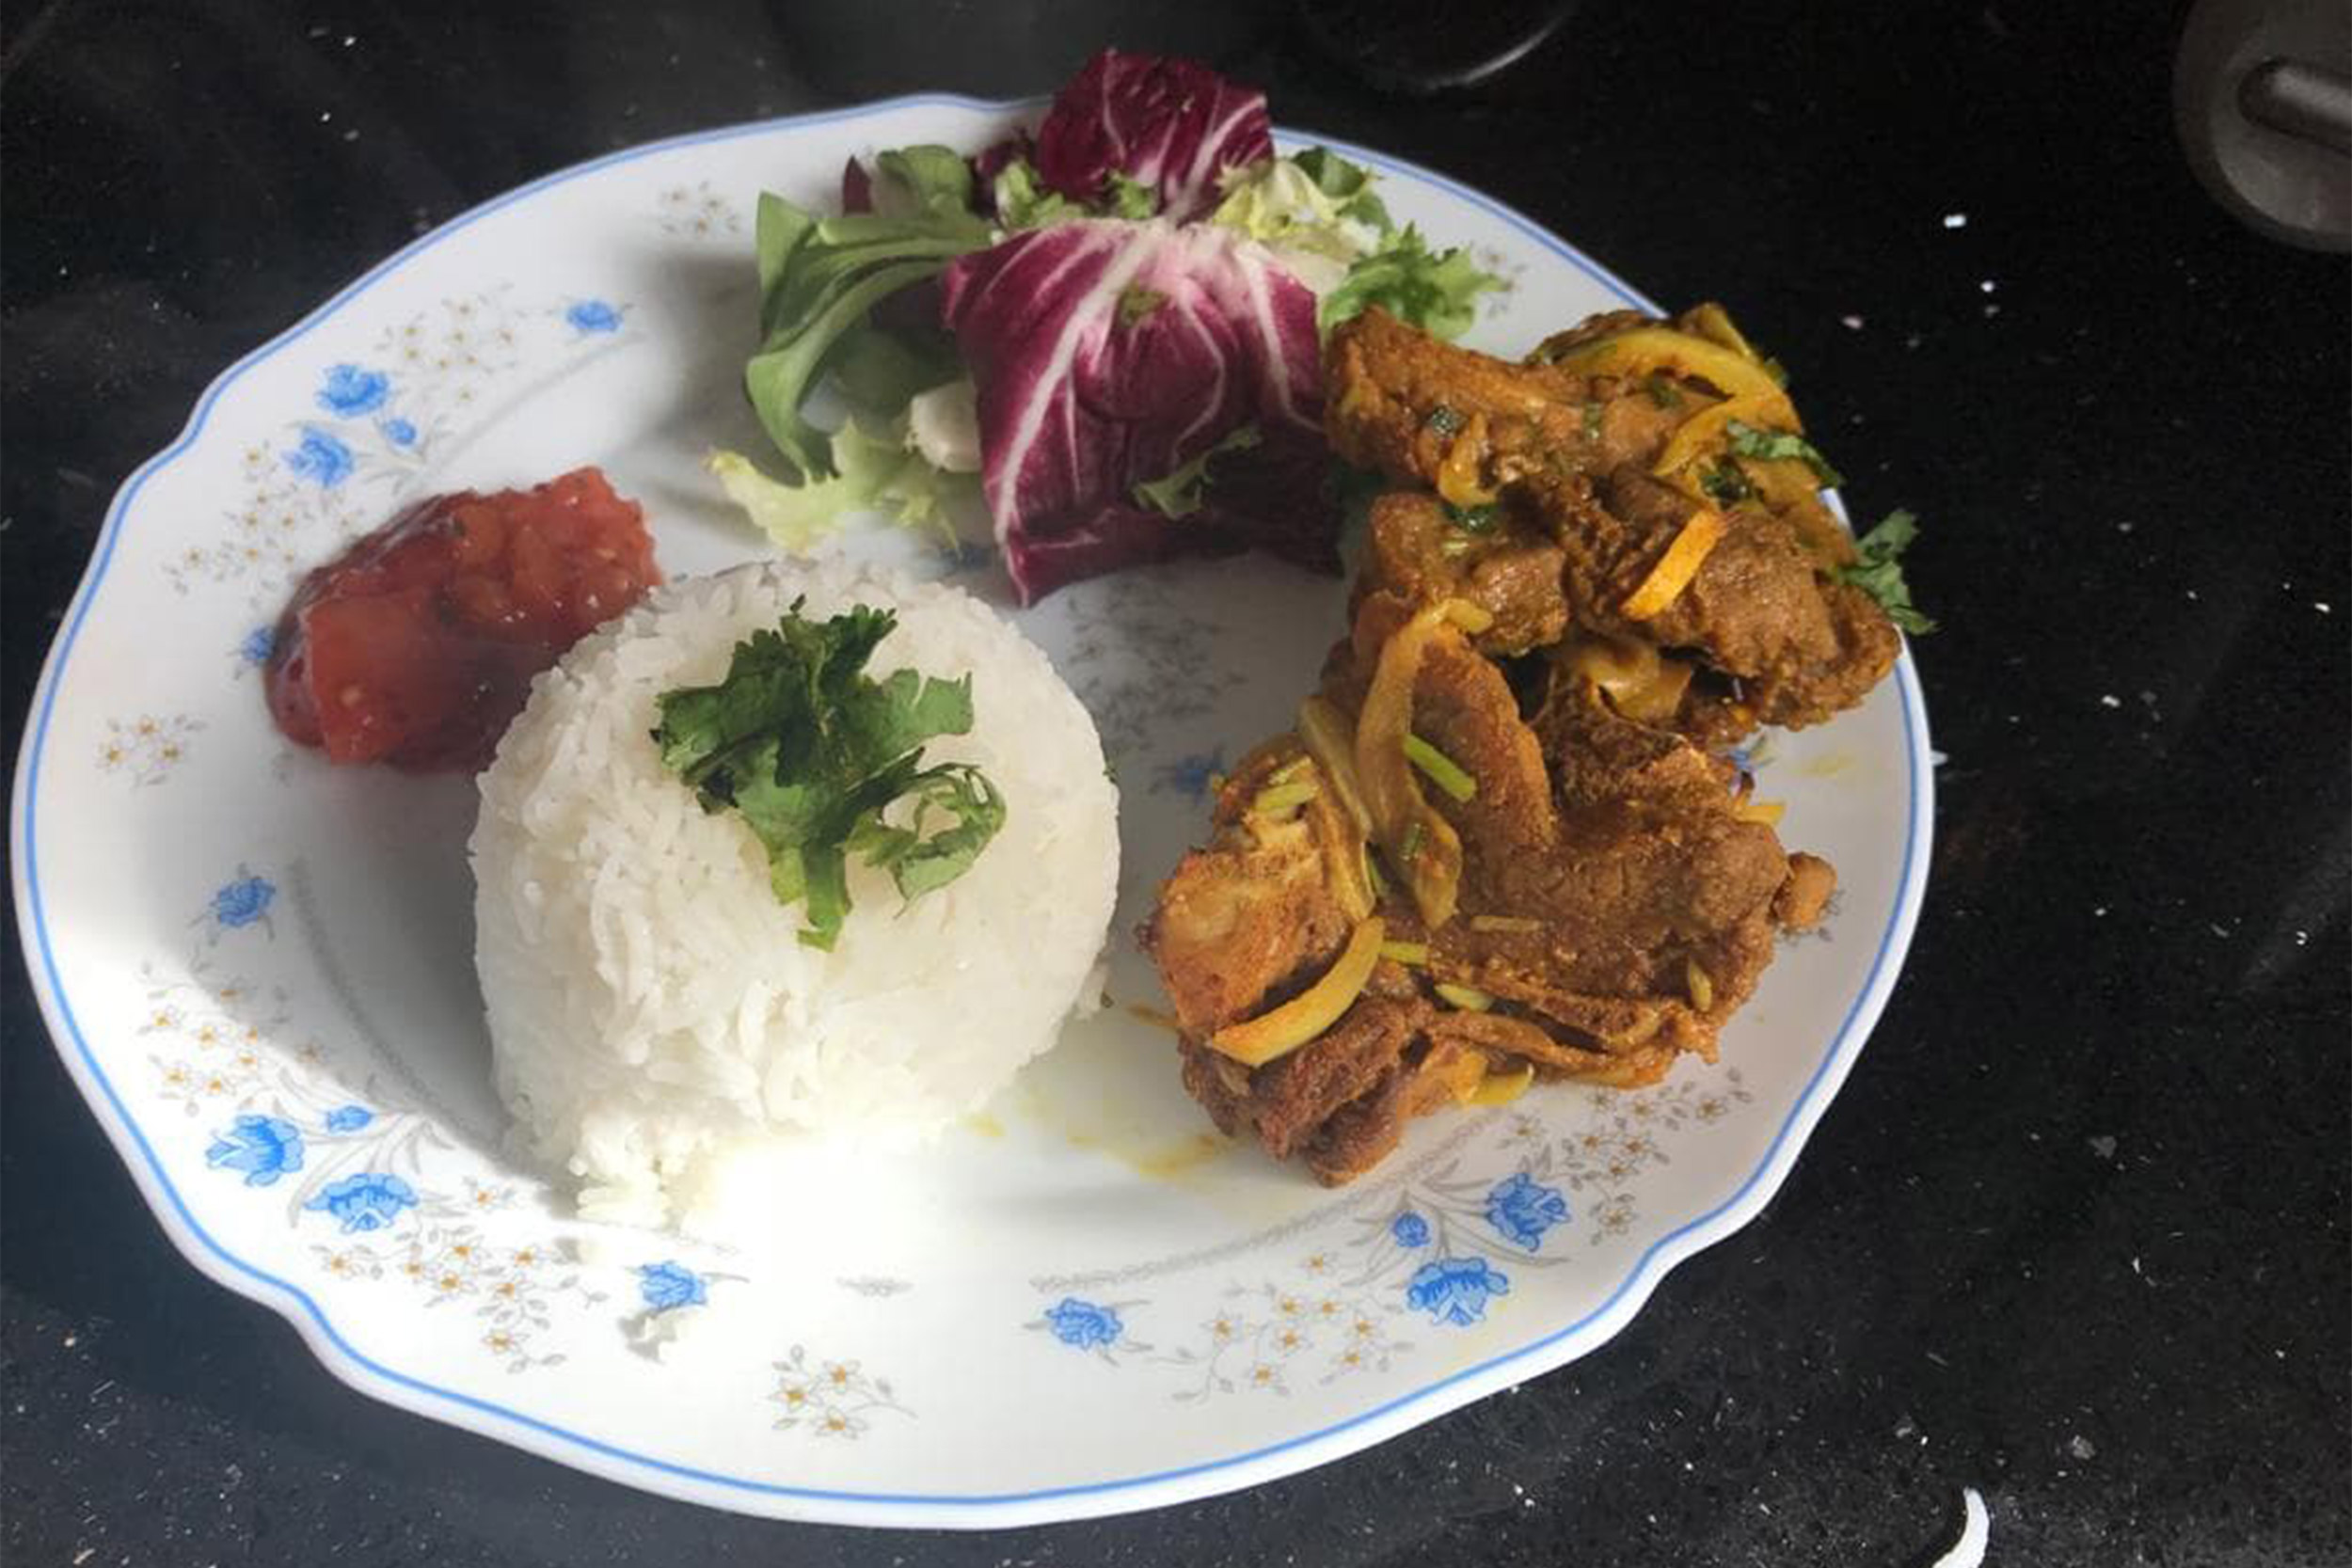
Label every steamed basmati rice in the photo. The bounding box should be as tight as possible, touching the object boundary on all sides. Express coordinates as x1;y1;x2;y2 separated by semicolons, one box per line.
470;559;1119;1226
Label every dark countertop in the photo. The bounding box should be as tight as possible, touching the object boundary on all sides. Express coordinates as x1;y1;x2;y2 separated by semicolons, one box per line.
5;2;2346;1563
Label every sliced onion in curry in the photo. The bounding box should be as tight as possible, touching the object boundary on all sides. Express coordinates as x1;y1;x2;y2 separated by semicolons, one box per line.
1355;601;1470;928
1208;916;1387;1068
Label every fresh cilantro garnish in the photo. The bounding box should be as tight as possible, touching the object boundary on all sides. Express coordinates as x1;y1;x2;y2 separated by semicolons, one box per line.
1697;460;1753;506
1724;419;1844;487
1318;225;1502;341
1643;372;1683;409
1442;499;1500;532
652;603;1006;949
1836;509;1935;635
1423;404;1465;437
1103;170;1160;219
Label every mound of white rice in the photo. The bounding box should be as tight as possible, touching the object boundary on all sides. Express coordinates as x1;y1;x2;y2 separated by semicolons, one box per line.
470;558;1119;1226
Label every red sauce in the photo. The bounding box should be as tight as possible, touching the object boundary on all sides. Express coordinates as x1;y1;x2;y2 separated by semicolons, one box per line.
265;467;661;770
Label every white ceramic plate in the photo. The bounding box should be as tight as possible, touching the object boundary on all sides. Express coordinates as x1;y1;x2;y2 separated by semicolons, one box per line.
10;97;1931;1528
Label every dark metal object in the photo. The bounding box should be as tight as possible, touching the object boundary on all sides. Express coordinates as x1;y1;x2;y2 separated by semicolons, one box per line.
2238;57;2352;155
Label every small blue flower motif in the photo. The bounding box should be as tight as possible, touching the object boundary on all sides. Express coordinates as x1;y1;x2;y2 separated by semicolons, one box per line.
209;873;276;929
637;1261;708;1313
315;362;390;417
304;1172;418;1234
1406;1257;1512;1327
1391;1211;1431;1249
237;625;276;666
283;426;355;487
564;298;624;334
379;416;419;449
1485;1171;1570;1252
1154;749;1225;801
1042;1297;1122;1350
205;1114;305;1187
323;1105;374;1133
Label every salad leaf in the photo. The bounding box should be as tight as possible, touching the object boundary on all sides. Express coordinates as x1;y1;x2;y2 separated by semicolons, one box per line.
829;323;962;416
708;420;977;553
653;604;1004;951
1836;508;1935;635
1133;423;1262;518
867;145;977;220
940;217;1323;601
1319;224;1500;341
1211;154;1389;291
1724;418;1845;487
1213;150;1497;340
745;191;990;479
991;157;1088;230
1289;147;1391;230
1104;170;1161;219
1035;49;1274;222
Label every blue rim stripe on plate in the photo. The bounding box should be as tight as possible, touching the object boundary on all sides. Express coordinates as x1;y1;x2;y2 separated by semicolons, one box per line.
11;94;1931;1516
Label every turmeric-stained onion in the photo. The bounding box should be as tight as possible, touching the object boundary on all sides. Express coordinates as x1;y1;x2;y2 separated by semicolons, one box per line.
1465;1062;1537;1105
1209;917;1387;1068
1622;509;1728;621
1436;412;1496;507
1296;696;1373;835
1355;603;1468;928
1551;326;1796;428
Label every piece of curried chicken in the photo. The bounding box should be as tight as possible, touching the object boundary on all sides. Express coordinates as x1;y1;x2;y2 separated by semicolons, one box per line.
1145;591;1837;1185
1326;308;1899;737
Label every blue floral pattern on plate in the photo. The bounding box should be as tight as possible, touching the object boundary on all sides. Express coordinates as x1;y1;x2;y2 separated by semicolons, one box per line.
316;363;391;417
283;427;356;487
638;1261;709;1312
564;298;623;333
1485;1171;1569;1251
1406;1258;1511;1326
305;1172;419;1233
206;1114;305;1187
209;872;276;930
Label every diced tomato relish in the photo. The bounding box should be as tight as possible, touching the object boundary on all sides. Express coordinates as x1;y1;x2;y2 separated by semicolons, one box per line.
265;467;660;770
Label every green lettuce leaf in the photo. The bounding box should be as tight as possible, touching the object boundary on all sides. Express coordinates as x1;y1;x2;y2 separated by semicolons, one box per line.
708;420;977;553
1131;424;1263;518
992;157;1088;230
745;190;990;480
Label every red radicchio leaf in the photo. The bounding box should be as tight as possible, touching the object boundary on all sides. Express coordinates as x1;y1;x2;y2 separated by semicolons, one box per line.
1034;49;1274;222
840;156;874;214
940;217;1328;602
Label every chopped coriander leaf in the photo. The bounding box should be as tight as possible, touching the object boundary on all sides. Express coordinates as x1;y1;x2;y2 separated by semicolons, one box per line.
1724;419;1845;487
652;601;1006;948
1836;509;1935;635
1424;404;1465;437
1643;372;1683;409
1698;460;1753;506
1442;499;1501;532
1581;401;1605;439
